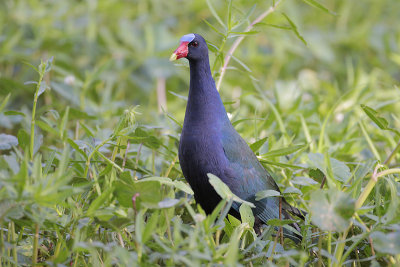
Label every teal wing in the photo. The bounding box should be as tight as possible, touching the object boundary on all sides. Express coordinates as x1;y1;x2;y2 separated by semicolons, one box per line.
220;125;302;242
220;125;280;196
220;125;281;216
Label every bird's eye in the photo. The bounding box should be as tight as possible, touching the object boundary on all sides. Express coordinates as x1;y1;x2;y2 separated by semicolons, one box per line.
191;41;198;47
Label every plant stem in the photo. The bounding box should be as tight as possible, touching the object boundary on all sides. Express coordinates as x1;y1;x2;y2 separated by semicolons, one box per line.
359;121;381;161
163;154;178;178
269;228;280;262
52;235;61;261
73;253;79;267
384;139;400;165
334;165;400;266
327;231;332;267
84;137;122;178
164;209;173;244
340;231;370;265
317;231;322;267
117;232;125;248
30;70;44;161
211;35;227;75
32;224;39;266
0;226;4;267
10;222;17;266
122;141;130;171
7;222;11;266
152;149;156;174
133;143;143;180
216;0;282;90
279;197;283;246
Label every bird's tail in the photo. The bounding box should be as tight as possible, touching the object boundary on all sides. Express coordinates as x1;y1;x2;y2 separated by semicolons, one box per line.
283;200;307;220
282;200;307;243
282;210;303;243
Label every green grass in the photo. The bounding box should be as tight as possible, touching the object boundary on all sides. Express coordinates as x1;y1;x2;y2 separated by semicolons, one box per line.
1;0;400;266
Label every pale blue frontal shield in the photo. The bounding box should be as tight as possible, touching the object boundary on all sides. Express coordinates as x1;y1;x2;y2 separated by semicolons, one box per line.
180;33;195;43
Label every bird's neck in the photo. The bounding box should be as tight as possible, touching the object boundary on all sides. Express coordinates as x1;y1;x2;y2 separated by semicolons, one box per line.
185;59;229;125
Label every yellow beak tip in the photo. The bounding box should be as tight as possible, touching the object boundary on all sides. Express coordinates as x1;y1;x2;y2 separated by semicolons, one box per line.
169;53;177;61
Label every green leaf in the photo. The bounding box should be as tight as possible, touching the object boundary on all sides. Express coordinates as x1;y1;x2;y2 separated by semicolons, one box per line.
140;177;193;195
249;137;268;152
17;129;30;149
4;110;25;116
24;81;38;85
260;160;304;169
208;173;255;208
0;134;18;150
168;90;188;101
142;210;159;243
361;104;400;137
371;231;400;255
292;176;319;186
60;106;69;140
227;0;233;30
80;122;95;137
283;186;302;195
261;144;307;158
203;19;225;36
382;177;399;224
205;0;226;29
22;60;38;73
36;120;59;136
309;188;355;232
281;13;307;45
225;227;240;265
309;168;325;183
114;173;136;208
3;153;19;174
68;107;96;120
255;190;281;201
206;42;219;53
0;93;11;113
135;210;145;243
266;219;295;227
129;180;163;209
67;138;88;159
302;0;337;16
231;4;256;30
43;150;56;176
144;136;161;149
0;200;22;222
232;118;264;127
37;80;49;97
45;56;54;73
173;181;194;195
228;31;259;38
361;104;389;129
308;153;351;183
227;214;241;228
255;22;292;30
86;187;114;216
239;203;255;227
164;111;183;128
158;198;180;208
231;55;252;73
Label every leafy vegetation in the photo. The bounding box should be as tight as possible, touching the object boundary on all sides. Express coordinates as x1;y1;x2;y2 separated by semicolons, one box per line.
1;0;400;266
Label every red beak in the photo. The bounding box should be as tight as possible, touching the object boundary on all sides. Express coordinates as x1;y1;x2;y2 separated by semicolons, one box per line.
170;41;189;61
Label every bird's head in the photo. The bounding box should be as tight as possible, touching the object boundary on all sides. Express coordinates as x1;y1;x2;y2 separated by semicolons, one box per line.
170;33;208;62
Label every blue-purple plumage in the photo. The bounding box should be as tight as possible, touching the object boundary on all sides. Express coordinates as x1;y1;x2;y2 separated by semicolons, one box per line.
174;34;304;243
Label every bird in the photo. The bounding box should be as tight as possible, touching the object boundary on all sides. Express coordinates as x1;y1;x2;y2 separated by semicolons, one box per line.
170;33;304;243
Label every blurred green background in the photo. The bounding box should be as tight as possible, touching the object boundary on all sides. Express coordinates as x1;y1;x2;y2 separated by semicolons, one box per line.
1;0;399;132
